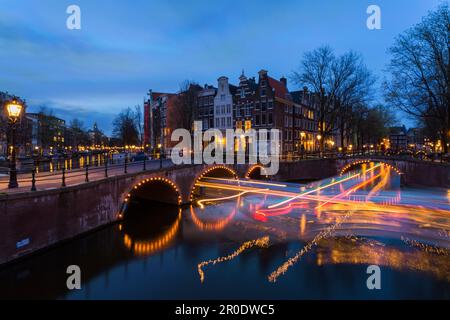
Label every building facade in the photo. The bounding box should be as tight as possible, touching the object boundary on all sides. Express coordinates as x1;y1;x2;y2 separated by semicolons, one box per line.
26;113;66;153
213;76;236;131
144;69;339;158
144;92;179;156
196;85;216;131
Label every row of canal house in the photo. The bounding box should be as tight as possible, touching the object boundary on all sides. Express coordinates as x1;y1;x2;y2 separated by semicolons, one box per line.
144;69;335;157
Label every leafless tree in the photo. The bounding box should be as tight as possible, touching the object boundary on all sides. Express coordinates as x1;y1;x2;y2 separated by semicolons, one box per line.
332;52;375;148
112;107;139;146
292;46;337;152
292;46;375;151
134;105;144;146
172;80;201;133
384;3;449;152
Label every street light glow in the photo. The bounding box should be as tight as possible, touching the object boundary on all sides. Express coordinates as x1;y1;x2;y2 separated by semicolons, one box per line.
6;100;23;119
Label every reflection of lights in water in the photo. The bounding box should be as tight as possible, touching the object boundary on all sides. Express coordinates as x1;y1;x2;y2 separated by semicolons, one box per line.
316;237;450;282
401;236;448;256
256;201;308;217
300;214;306;236
121;208;182;256
268;211;352;283
190;205;237;231
267;169;389;282
194;162;450;284
198;236;270;283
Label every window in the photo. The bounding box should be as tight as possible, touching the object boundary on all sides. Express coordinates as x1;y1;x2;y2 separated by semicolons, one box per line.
245;104;251;116
244;120;252;131
221;118;225;127
240;89;245;98
261;89;266;97
226;104;231;113
268;113;273;125
227;117;232;127
261;114;266;125
255;114;260;126
268;100;273;109
261;101;266;111
221;94;225;101
215;119;220;127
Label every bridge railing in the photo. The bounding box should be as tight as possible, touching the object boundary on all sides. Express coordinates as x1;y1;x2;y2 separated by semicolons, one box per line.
1;150;447;193
280;151;450;163
0;158;178;192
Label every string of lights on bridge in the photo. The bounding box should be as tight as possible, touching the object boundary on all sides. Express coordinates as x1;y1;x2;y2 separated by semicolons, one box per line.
339;160;402;176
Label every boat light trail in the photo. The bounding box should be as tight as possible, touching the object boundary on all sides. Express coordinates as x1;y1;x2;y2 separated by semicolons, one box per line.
203;177;288;188
268;211;352;283
267;167;387;282
197;191;249;209
268;164;382;209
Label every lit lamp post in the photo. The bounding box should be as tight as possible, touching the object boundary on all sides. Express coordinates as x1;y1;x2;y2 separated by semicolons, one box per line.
316;134;322;156
5;100;23;188
300;132;306;157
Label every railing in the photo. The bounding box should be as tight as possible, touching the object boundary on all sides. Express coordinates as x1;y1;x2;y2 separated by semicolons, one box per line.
0;151;447;193
0;158;176;192
280;151;450;163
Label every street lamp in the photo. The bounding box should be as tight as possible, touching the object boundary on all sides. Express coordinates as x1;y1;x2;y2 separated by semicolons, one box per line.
5;100;23;188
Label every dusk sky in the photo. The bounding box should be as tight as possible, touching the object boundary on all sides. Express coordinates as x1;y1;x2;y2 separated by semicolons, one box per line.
0;0;444;133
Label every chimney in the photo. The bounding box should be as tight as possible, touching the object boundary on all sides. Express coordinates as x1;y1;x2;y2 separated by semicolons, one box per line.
258;69;268;77
280;76;287;87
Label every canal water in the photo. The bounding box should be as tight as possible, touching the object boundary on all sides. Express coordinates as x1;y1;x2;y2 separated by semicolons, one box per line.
0;163;449;299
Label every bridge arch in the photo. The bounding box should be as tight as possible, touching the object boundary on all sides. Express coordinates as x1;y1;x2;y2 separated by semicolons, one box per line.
189;165;238;202
119;176;182;218
245;164;267;179
119;208;182;256
339;159;402;176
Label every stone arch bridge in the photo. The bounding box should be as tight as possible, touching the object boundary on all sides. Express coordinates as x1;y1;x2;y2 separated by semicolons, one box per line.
0;157;448;265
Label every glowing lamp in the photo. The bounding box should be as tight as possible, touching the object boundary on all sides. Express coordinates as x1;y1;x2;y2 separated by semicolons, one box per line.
6;101;23;120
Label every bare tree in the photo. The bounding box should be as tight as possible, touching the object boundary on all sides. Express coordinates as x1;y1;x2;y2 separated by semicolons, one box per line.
133;105;144;146
332;52;375;148
292;46;337;152
292;46;374;151
172;80;201;132
352;105;396;148
112;107;139;146
67;118;91;149
384;3;449;152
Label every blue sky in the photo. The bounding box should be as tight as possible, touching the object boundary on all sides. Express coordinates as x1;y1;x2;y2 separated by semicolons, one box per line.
0;0;444;133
